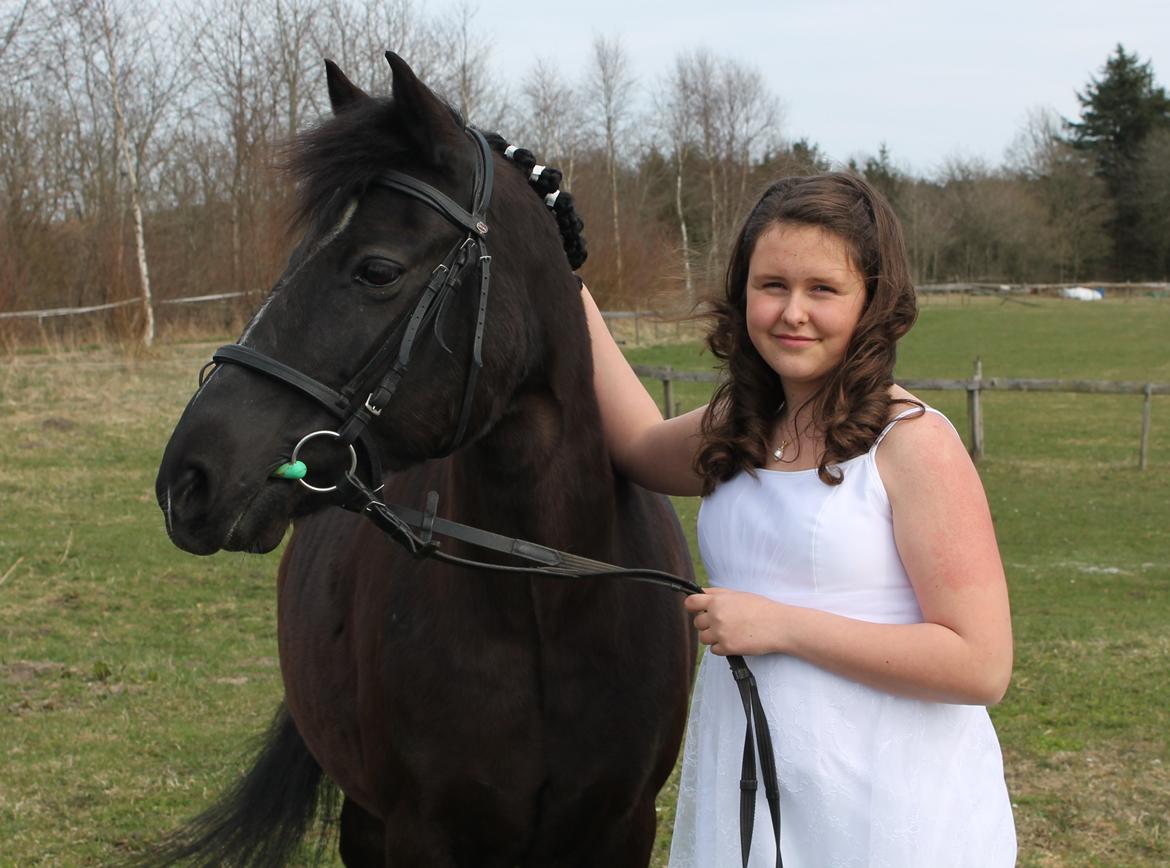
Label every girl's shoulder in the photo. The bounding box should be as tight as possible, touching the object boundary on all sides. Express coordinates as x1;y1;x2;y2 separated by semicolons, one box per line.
876;386;973;496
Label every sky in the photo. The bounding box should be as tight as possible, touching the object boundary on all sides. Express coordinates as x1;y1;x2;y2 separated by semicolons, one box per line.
462;0;1169;176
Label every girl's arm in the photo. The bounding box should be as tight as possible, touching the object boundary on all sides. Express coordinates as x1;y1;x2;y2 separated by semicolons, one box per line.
687;411;1013;705
582;285;706;497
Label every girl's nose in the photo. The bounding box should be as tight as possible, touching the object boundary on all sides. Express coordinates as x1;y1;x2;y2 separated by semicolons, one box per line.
781;294;809;327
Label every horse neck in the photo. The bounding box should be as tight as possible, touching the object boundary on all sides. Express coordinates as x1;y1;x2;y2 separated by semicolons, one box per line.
450;317;616;553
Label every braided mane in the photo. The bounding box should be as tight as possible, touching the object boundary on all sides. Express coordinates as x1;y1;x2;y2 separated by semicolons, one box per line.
481;133;588;270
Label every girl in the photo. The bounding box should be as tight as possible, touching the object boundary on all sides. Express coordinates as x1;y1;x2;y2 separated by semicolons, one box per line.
582;173;1016;866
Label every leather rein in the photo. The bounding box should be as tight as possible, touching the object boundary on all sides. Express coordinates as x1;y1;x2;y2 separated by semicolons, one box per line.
199;125;783;867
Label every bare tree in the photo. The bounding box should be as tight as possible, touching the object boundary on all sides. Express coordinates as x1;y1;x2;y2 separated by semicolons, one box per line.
36;1;115;231
588;34;635;297
272;0;318;137
39;0;187;343
431;0;508;129
191;0;280;294
683;49;722;275
899;180;951;282
657;54;697;304
313;0;440;98
312;0;370;88
716;59;780;215
1008;107;1112;279
0;0;32;71
662;49;780;292
89;0;155;343
519;57;582;186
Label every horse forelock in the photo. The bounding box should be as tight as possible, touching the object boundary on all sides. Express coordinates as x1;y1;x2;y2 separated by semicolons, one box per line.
283;97;446;236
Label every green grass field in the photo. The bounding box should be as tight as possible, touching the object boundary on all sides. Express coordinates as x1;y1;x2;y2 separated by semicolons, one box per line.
2;296;1168;865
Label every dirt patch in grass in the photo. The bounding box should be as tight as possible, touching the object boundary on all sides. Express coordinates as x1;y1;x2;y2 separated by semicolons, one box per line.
1;660;68;683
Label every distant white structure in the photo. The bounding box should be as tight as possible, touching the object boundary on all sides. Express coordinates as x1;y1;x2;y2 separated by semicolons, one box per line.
1059;286;1105;301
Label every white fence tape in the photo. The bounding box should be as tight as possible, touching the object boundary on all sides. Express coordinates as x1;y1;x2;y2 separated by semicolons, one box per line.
0;291;254;320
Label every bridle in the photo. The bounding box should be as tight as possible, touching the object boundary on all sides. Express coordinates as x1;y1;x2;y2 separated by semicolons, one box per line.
198;124;784;867
209;126;496;491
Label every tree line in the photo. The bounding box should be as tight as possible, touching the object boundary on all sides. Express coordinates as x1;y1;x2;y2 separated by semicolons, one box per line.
1;0;1167;345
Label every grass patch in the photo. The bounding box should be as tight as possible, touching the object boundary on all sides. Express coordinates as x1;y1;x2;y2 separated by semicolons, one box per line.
2;297;1168;864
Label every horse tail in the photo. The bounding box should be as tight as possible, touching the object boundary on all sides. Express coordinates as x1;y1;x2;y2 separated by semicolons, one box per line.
135;702;338;867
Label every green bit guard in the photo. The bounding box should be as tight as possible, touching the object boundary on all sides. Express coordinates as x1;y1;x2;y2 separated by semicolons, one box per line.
273;461;308;480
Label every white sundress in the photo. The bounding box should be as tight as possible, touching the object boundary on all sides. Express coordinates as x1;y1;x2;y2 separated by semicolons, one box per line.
669;408;1017;867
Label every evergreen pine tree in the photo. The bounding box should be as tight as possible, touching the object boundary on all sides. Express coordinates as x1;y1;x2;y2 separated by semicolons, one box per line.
1068;45;1170;278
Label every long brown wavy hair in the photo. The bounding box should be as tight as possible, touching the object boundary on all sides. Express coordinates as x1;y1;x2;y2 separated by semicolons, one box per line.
696;173;919;492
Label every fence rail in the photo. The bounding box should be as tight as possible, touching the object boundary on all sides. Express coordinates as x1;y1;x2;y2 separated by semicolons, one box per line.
632;360;1164;470
0;291;256;321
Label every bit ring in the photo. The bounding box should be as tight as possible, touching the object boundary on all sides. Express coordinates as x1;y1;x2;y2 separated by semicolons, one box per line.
289;430;358;493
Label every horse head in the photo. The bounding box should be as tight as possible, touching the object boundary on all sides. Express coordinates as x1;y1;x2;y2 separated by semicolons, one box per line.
156;53;584;555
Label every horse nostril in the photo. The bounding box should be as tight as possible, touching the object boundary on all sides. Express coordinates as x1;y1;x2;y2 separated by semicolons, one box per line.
170;461;212;521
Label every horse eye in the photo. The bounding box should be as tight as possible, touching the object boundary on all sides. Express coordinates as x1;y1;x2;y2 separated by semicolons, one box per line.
354;258;404;288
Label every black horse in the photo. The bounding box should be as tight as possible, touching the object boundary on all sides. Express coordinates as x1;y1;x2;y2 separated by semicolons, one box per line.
154;53;695;867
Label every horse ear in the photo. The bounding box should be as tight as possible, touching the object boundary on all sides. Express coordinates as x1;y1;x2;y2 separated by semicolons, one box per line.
385;51;455;164
324;59;368;115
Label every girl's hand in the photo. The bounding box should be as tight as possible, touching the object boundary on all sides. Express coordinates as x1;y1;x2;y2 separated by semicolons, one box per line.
684;587;786;657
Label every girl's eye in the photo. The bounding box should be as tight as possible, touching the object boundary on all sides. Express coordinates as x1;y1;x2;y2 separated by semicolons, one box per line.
354;258;404;288
813;285;836;294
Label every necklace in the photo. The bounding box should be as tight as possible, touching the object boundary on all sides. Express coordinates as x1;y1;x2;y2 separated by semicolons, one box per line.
772;436;792;462
772;402;790;462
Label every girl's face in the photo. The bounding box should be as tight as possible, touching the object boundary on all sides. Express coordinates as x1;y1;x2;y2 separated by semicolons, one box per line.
745;222;867;399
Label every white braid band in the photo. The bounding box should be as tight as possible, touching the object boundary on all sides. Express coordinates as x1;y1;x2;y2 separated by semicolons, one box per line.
504;145;518;159
530;165;546;182
544;190;561;208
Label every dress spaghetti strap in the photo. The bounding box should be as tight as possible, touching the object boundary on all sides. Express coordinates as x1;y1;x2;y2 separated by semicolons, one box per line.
872;405;961;453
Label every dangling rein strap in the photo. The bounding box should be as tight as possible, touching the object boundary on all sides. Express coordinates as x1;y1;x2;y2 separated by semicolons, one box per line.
730;656;783;867
338;472;784;866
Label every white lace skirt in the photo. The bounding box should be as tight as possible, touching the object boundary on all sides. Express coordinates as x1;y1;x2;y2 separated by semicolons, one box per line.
669;651;1017;868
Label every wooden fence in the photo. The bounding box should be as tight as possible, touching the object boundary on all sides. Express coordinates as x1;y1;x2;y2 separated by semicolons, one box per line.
632;358;1167;470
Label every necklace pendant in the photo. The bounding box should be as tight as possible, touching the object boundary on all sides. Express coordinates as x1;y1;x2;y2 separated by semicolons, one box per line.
772;445;784;462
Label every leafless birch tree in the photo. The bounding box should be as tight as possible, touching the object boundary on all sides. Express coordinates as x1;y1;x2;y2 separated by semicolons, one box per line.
90;0;156;343
657;55;697;304
53;0;186;344
588;34;634;296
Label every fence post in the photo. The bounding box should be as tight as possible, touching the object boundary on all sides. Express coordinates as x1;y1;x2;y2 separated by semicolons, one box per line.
633;307;641;345
662;369;674;419
967;357;985;461
1140;383;1152;470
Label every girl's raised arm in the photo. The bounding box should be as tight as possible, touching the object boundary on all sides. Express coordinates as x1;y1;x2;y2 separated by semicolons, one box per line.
582;285;705;497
